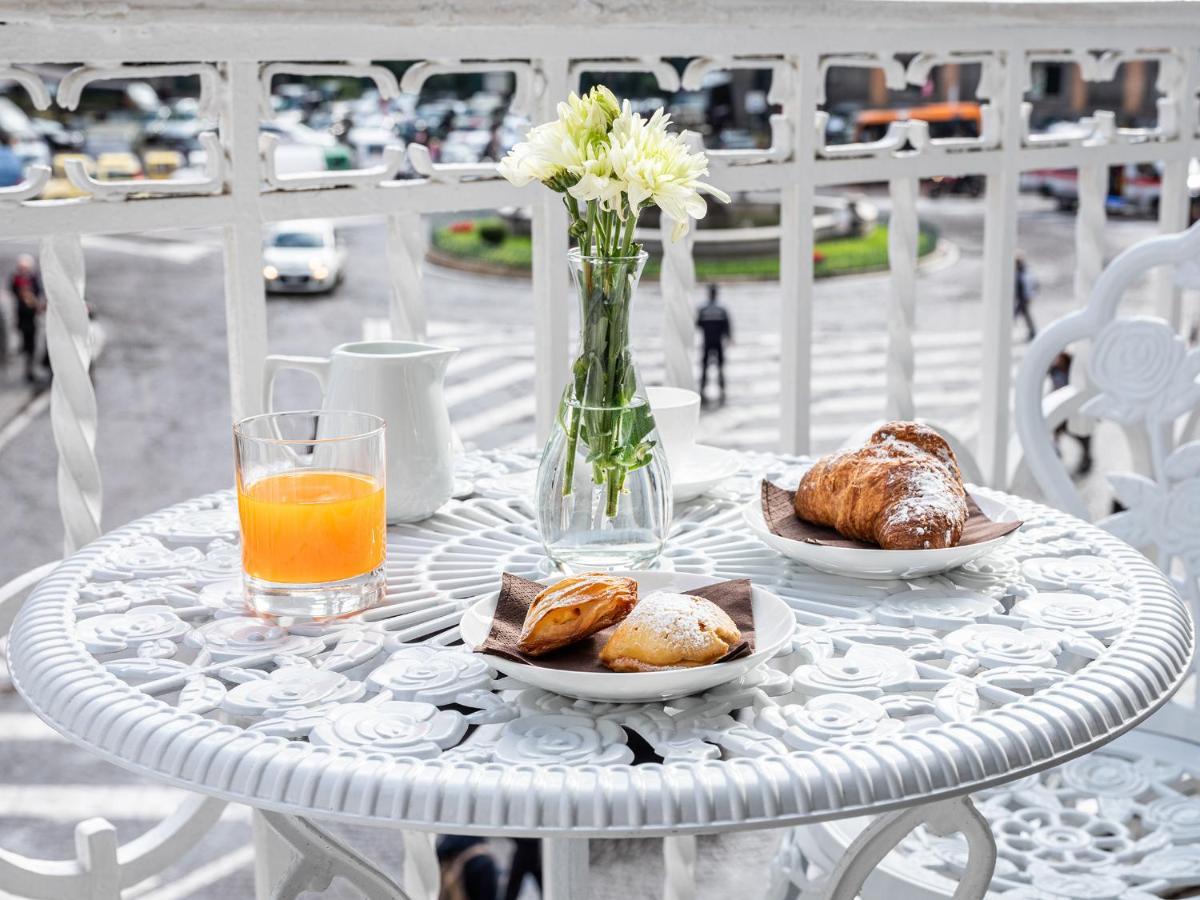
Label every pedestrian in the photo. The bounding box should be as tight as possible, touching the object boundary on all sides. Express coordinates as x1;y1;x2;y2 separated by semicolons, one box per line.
696;283;732;405
1049;351;1093;475
1014;251;1037;341
11;253;44;383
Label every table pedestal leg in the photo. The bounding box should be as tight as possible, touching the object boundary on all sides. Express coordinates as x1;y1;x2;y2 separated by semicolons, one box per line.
542;837;589;900
252;810;410;900
815;796;996;900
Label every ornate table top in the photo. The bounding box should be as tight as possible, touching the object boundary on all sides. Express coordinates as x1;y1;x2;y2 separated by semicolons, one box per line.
8;451;1193;837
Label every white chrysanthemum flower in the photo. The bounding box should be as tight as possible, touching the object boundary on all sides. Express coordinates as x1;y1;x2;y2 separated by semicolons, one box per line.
497;86;620;192
608;103;730;240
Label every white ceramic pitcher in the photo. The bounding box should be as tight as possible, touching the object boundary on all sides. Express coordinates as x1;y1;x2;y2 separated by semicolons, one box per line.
264;340;458;523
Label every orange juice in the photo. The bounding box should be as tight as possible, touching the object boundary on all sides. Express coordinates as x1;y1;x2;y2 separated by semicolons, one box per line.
237;470;385;584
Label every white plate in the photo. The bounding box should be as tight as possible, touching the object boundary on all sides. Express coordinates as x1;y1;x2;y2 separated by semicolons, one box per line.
460;570;794;702
741;488;1021;580
672;444;740;502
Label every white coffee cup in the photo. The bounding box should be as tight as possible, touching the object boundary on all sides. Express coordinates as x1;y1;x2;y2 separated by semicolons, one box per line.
647;386;701;474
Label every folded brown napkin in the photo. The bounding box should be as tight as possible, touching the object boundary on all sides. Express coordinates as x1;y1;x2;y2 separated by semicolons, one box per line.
761;480;1022;549
476;573;755;672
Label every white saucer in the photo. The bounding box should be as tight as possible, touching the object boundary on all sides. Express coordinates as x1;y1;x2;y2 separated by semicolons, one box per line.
460;570;794;702
671;444;740;502
741;488;1021;580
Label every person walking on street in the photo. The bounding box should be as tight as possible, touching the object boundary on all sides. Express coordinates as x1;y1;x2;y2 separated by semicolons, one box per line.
697;283;732;405
11;254;44;383
1014;251;1037;342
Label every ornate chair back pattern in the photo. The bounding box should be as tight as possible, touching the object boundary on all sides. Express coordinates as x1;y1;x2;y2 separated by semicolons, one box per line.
1015;219;1200;611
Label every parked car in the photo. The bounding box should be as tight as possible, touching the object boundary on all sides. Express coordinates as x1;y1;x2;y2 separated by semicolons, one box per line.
31;117;84;154
262;219;347;294
144;150;184;179
1029;160;1200;218
0;96;50;169
41;153;94;199
95;151;143;181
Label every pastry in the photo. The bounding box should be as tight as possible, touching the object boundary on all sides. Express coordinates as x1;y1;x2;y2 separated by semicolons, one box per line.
599;591;741;672
517;573;637;656
793;421;968;550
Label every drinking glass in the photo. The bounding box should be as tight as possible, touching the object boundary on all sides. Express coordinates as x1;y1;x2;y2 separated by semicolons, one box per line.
234;410;386;619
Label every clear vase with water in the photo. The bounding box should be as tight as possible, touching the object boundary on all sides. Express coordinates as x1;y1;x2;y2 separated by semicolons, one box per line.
535;249;672;571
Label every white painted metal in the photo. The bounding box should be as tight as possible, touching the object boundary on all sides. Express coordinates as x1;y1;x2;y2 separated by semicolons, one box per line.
662;835;697;900
386;211;428;341
542;838;589;900
6;7;1200;897
817;797;996;900
885;177;918;421
41;233;100;555
7;449;1192;841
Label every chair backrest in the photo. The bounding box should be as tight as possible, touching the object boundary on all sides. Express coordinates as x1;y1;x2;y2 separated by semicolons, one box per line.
1014;219;1200;605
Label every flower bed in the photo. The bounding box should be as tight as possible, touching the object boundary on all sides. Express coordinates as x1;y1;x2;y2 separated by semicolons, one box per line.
431;217;938;281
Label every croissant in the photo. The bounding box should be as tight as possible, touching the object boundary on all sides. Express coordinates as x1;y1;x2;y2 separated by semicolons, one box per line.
794;422;967;550
517;574;637;656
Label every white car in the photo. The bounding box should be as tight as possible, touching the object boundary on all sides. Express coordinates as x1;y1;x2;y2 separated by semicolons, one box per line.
262;220;347;294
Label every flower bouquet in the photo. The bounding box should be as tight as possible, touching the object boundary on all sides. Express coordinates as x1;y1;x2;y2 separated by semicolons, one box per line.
499;86;728;569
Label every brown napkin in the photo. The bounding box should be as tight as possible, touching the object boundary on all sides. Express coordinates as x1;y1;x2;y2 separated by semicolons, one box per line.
761;480;1022;549
476;573;755;672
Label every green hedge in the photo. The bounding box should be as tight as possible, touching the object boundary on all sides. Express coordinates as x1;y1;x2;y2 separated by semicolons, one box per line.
432;217;938;281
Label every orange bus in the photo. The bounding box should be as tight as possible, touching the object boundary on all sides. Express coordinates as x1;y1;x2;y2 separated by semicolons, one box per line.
853;102;983;144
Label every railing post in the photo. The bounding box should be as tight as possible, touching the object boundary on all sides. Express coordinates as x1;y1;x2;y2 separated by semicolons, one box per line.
978;46;1024;487
387;211;427;341
41;233;100;555
1067;159;1108;439
221;60;270;423
542;837;588;900
531;57;572;442
780;54;816;456
1156;48;1199;329
885;176;919;421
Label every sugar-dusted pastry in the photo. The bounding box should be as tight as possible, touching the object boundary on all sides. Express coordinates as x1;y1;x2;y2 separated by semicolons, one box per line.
793;421;967;550
599;591;741;672
517;573;638;656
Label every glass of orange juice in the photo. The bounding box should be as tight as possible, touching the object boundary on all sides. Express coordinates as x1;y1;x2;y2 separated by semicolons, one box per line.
234;410;386;619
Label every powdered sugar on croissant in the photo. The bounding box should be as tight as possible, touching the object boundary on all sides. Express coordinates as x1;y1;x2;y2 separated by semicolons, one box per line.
794;422;968;549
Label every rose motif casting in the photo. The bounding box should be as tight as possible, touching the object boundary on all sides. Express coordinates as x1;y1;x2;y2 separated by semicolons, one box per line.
791;646;916;699
1062;755;1149;799
1084;318;1200;425
994;807;1135;871
1143;796;1200;841
1011;592;1128;640
941;624;1059;669
76;604;191;655
757;694;901;750
309;701;466;758
186;616;327;661
492;714;633;766
1020;556;1129;598
223;667;365;719
367;645;493;703
873;587;1001;629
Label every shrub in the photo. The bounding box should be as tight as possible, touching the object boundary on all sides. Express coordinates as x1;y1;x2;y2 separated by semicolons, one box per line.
478;220;508;246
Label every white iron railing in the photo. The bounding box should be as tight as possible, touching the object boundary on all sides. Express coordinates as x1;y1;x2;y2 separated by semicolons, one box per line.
1;10;1197;557
1;8;1200;894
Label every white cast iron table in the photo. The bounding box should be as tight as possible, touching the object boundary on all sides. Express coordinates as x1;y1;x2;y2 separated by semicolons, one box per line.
7;450;1194;900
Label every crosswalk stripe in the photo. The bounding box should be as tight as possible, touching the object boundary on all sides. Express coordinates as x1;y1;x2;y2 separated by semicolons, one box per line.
0;785;251;821
0;712;64;741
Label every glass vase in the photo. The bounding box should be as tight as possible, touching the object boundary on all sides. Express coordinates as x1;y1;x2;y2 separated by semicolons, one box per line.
535;249;672;571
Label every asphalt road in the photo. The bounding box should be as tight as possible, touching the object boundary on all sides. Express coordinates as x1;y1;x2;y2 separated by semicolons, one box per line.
0;190;1167;583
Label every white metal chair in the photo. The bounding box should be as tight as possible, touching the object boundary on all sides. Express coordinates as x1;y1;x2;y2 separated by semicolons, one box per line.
787;219;1200;900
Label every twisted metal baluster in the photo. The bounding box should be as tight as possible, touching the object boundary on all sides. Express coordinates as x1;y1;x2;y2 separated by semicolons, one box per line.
388;211;427;341
41;234;101;555
1068;161;1107;437
661;213;698;390
886;177;919;420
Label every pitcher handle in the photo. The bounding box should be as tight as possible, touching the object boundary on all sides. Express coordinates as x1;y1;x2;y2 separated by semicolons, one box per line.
263;355;331;414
